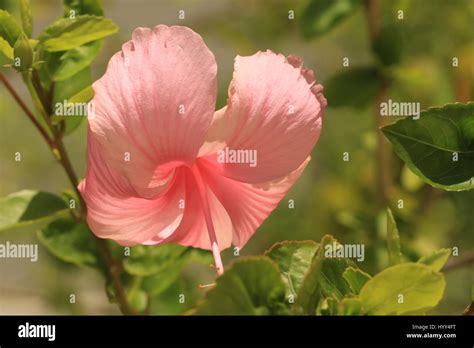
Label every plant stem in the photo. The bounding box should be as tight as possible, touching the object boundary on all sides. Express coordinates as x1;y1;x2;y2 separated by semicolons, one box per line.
364;0;380;42
95;237;137;315
442;251;474;272
463;302;474;316
0;72;54;148
1;70;136;315
54;138;83;206
364;0;391;206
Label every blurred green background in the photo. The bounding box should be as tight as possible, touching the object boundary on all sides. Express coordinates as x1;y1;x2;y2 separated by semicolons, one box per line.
0;0;473;314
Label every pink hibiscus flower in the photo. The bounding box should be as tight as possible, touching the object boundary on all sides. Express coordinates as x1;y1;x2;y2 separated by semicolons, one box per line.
79;25;326;275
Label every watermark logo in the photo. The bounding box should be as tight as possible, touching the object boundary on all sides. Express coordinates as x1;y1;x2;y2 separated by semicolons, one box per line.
54;99;94;117
217;147;257;168
324;242;365;262
18;322;55;341
0;241;38;262
380;99;420;120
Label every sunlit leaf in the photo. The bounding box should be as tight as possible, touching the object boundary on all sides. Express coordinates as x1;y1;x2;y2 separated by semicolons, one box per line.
38;15;118;52
19;0;33;37
0;9;22;46
417;248;451;271
339;297;363;315
0;36;13;62
63;0;104;17
53;66;91;111
359;263;445;314
53;40;102;81
61;85;94;134
386;208;402;265
342;267;371;294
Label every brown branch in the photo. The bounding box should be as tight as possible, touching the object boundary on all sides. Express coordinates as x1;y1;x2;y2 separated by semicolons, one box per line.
94;237;137;315
364;0;380;41
0;72;54;149
364;0;391;206
463;302;474;316
375;81;391;206
442;251;474;272
31;69;52;116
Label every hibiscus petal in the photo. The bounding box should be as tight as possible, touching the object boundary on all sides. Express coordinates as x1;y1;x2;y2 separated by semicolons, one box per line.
197;106;237;157
79;133;186;246
204;51;325;184
89;25;217;198
198;156;311;248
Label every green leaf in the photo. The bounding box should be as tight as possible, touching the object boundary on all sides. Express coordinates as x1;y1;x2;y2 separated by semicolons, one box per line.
45;56;95;136
68;84;94;103
53;40;102;81
386;208;402;265
296;246;323;314
125;276;147;312
128;288;147;312
320;296;339;315
36;1;105;86
37;218;101;268
50;2;104;81
373;24;402;66
193;257;288;315
0;190;69;232
323;297;363;315
19;0;33;37
301;0;361;39
382;102;474;189
151;276;204;315
123;245;188;277
141;247;212;297
51;66;92;134
38;15;118;52
53;66;91;110
343;267;371;294
0;9;22;46
0;36;13;62
321;296;363;315
265;240;319;297
64;0;104;17
359;263;446;315
339;297;363;315
318;258;354;300
123;244;211;277
142;266;185;297
417;248;451;272
296;235;355;314
62;85;94;134
324;67;381;108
